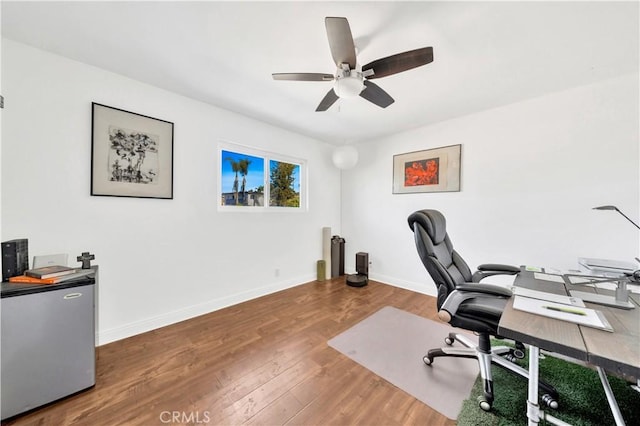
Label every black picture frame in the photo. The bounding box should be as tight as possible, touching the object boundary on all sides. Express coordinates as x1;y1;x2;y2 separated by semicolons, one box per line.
91;102;174;199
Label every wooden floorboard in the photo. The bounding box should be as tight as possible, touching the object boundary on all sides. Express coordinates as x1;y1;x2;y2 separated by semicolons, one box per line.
3;278;456;426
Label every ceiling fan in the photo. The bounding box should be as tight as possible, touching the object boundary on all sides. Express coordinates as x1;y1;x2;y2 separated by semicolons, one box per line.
272;17;434;112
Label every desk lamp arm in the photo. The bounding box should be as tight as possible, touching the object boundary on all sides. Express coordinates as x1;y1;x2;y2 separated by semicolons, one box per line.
593;205;640;230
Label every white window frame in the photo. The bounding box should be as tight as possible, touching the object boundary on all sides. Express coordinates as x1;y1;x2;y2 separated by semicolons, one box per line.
217;141;308;212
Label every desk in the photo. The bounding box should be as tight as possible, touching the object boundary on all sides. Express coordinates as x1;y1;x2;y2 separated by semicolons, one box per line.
498;270;640;425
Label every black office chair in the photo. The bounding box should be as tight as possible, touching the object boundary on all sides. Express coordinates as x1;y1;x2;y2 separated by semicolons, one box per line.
408;209;558;411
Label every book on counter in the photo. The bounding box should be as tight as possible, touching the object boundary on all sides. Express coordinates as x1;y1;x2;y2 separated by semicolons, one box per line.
9;268;94;284
25;264;76;279
8;275;58;284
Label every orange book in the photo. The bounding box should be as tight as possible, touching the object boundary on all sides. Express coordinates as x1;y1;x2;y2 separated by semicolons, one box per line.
8;275;56;284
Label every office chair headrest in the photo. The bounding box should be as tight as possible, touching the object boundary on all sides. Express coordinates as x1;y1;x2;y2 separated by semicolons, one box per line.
408;209;447;244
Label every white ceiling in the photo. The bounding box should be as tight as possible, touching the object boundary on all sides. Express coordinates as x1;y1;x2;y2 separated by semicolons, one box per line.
2;1;638;145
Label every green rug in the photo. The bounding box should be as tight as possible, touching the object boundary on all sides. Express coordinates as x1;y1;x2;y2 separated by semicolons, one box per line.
457;341;640;425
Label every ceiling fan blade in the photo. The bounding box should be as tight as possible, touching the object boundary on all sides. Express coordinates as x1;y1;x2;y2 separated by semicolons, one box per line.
359;80;394;108
325;17;357;69
316;88;339;112
272;73;334;81
362;47;434;79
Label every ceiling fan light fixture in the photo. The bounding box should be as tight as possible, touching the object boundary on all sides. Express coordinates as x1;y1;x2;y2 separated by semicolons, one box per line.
334;74;364;99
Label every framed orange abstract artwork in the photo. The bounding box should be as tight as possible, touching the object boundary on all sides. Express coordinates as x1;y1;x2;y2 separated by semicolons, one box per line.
392;144;461;194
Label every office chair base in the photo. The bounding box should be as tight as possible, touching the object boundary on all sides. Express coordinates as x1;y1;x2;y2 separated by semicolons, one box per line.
423;332;559;411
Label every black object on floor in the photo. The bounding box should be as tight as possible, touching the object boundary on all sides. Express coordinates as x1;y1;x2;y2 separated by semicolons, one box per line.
346;273;368;287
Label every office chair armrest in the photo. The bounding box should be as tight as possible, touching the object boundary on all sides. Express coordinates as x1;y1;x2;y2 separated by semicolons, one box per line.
455;283;513;297
478;264;520;273
438;284;512;323
472;264;520;282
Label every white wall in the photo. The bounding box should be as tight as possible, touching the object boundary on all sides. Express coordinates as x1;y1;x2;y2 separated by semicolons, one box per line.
1;40;341;344
342;74;640;295
3;38;639;343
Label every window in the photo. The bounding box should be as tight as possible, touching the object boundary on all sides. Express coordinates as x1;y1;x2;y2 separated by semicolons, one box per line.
218;142;306;211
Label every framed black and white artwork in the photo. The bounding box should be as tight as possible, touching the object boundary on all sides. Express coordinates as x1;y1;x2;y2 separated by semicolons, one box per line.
91;103;174;199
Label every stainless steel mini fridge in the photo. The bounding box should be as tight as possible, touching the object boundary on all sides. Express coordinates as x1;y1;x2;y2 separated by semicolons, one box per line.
1;276;96;420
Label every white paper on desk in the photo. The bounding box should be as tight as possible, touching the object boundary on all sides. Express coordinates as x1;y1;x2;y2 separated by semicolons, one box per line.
533;273;566;284
512;287;585;307
512;296;613;332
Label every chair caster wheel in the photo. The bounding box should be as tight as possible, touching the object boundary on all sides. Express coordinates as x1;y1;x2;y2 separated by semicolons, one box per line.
423;356;433;365
541;393;558;409
477;396;491;412
503;353;518;363
513;348;525;359
444;337;454;345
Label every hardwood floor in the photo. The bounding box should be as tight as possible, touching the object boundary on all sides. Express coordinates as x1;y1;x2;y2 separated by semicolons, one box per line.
3;278;456;426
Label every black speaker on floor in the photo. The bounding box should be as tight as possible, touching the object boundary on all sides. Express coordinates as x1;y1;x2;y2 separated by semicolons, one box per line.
2;238;29;281
347;252;369;287
331;235;345;277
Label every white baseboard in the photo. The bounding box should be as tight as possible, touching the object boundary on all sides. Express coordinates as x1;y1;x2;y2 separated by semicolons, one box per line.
368;272;436;297
97;274;314;345
97;273;434;345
